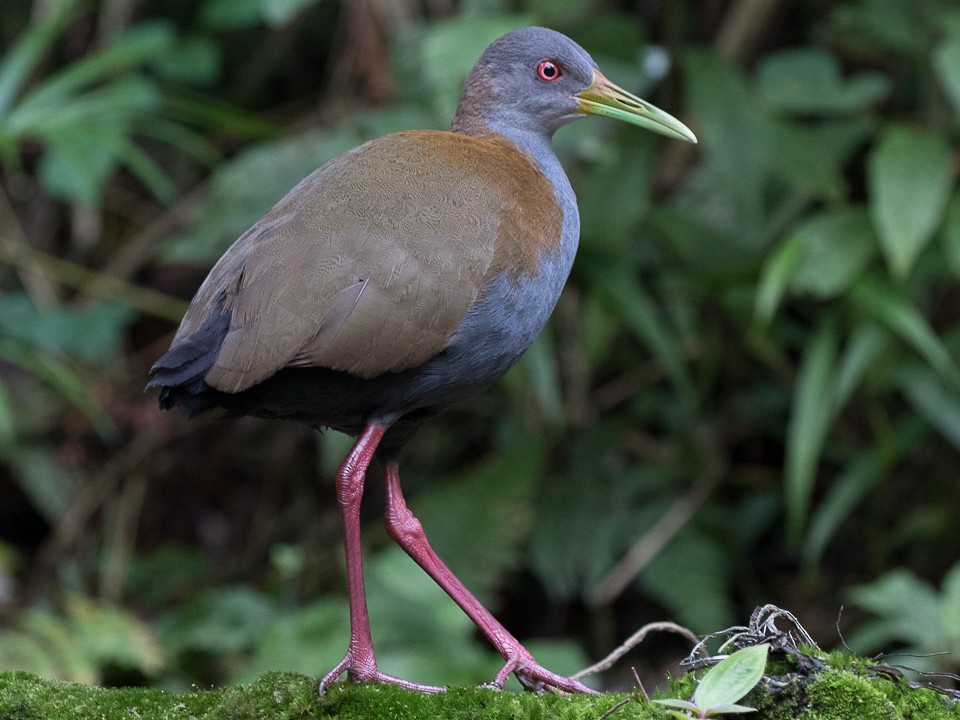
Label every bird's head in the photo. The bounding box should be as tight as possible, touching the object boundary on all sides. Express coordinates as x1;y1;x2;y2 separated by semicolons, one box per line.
453;26;697;144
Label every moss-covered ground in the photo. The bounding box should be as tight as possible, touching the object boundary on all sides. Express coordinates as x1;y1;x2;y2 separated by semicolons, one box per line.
2;651;959;719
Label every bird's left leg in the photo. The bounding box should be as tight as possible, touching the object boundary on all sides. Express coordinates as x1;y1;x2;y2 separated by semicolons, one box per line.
318;425;442;694
383;461;595;694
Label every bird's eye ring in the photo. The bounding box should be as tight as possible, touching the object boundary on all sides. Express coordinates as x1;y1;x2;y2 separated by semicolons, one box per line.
536;60;561;82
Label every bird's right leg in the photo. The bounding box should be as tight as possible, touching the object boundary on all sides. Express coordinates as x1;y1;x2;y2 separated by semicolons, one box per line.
317;424;442;694
383;461;595;694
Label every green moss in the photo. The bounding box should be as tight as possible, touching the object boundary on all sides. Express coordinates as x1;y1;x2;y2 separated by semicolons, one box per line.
801;669;899;720
0;670;221;719
2;653;959;720
0;671;644;720
319;683;643;719
753;656;960;720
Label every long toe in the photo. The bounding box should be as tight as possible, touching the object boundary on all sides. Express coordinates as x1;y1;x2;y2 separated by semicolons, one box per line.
317;652;445;695
514;662;597;694
489;653;597;694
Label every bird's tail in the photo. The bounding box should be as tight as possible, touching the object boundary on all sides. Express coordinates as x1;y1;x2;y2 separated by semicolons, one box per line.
146;296;230;416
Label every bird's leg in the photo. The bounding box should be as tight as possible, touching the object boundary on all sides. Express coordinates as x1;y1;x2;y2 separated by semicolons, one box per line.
383;462;595;694
318;425;442;694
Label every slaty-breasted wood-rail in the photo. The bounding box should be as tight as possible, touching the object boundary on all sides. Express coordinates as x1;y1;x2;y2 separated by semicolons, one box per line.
148;26;696;694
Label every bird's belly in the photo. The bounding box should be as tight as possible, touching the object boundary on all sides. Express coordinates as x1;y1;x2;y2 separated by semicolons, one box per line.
211;202;577;450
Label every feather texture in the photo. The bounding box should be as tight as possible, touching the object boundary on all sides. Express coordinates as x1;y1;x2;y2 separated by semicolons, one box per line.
166;130;562;394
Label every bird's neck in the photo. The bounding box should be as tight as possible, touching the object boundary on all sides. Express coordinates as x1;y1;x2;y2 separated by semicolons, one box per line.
464;121;581;293
452;93;580;275
452;118;570;222
487;125;572;219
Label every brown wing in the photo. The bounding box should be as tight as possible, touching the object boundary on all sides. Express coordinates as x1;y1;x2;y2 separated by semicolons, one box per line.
172;131;521;394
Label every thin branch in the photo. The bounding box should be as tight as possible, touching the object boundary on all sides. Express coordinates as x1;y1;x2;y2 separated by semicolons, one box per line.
574;621;701;680
594;697;630;720
0;184;59;307
0;239;189;322
715;0;784;63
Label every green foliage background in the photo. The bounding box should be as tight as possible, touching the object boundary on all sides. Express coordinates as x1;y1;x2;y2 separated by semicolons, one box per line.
0;0;958;692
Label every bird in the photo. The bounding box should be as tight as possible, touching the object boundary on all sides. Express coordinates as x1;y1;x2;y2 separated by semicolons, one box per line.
147;26;696;694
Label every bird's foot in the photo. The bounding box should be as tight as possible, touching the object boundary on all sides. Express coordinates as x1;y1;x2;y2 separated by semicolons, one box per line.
488;651;597;694
317;651;445;695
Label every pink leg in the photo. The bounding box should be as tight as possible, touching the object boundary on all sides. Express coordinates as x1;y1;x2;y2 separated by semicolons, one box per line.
383;462;595;694
318;426;442;694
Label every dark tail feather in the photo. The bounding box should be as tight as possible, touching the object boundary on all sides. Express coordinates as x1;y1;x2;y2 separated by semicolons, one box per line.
146;297;230;416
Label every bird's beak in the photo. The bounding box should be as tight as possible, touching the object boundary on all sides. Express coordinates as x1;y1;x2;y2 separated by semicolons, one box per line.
576;69;697;144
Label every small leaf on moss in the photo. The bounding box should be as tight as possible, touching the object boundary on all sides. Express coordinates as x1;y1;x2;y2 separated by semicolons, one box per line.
693;644;769;711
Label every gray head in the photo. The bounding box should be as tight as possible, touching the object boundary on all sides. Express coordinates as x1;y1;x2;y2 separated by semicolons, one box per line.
452;26;697;144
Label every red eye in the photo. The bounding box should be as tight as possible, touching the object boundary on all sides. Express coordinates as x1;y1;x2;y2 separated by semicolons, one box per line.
537;60;561;82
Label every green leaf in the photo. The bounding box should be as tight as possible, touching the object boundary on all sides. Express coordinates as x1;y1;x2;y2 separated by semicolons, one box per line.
0;624;89;683
260;0;324;26
577;136;655;252
684;50;769;232
788;207;876;299
785;319;838;545
6;446;82;522
200;0;323;29
802;440;888;570
941;564;960;643
933;37;960;119
898;366;960;451
118;139;178;204
653;698;700;710
707;704;760;715
868;126;953;279
67;596;164;676
417;16;531;119
767;121;845;201
824;1;928;55
848;570;944;654
754;235;805;326
242;600;349;682
940;563;960;654
199;0;264;29
10;22;173;121
514;329;564;425
0;296;134;363
0;0;77;115
832;323;887;410
157;585;276;655
0;338;116;438
9;77;160;136
592;266;696;412
0;380;15;450
851;278;960;389
38;123;126;205
693;644;769;711
148;36;220;85
758;47;890;115
942;192;960;281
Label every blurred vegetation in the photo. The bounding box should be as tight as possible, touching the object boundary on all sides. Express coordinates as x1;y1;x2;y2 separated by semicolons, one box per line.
0;0;958;694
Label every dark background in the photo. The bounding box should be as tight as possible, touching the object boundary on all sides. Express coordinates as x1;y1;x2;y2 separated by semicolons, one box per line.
0;0;958;692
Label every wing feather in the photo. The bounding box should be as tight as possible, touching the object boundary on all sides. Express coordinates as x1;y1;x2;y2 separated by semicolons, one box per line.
174;131;511;393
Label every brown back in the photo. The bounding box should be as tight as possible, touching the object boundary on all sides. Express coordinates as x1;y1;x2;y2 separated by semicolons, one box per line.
172;130;563;393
